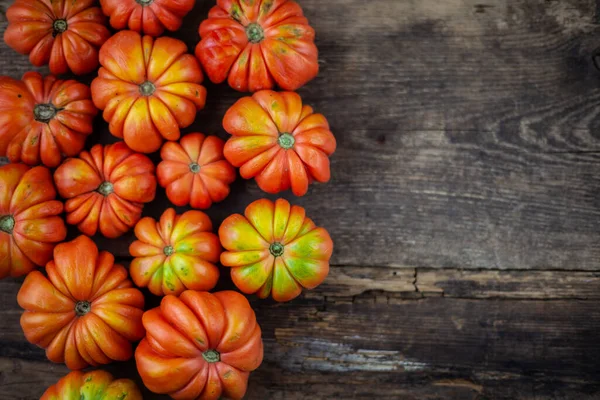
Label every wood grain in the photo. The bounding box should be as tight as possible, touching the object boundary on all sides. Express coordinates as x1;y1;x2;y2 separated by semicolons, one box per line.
1;0;600;399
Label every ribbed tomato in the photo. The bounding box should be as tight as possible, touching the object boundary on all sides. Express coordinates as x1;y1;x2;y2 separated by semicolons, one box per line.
18;236;145;370
157;133;236;209
130;208;222;296
100;0;195;36
53;142;157;238
41;370;142;400
223;90;336;196
0;72;97;167
91;30;207;153
0;164;66;279
219;198;333;302
196;0;318;92
4;0;110;75
135;290;263;400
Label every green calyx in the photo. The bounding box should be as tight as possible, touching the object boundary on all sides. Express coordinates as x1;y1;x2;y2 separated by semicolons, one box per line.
139;81;156;96
202;349;220;363
53;19;68;34
246;23;265;43
34;103;58;123
278;133;295;149
75;301;91;316
164;245;175;256
189;163;201;174
0;215;15;234
269;242;285;257
97;182;114;196
136;0;154;5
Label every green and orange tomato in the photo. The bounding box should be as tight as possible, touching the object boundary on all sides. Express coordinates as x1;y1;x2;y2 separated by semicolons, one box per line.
219;198;333;302
130;208;222;296
41;370;142;400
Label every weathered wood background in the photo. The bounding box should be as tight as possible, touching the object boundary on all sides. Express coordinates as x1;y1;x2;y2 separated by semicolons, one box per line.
1;0;600;399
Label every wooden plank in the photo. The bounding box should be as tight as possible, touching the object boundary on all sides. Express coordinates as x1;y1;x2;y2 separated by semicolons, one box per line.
0;0;600;269
2;295;600;399
417;268;600;299
308;266;600;300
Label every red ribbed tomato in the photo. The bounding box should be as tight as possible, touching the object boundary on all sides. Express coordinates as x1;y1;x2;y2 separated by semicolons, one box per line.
223;90;336;196
54;142;157;238
135;290;263;400
0;164;66;279
4;0;110;75
0;72;97;167
18;236;145;370
100;0;195;36
196;0;319;92
91;30;207;153
157;133;236;209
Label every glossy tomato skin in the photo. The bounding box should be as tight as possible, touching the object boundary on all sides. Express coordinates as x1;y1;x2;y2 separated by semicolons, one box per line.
135;290;263;400
18;236;145;370
219;198;333;302
223;90;336;196
4;0;110;75
196;0;318;92
157;133;237;209
129;208;222;296
100;0;195;36
91;30;207;153
0;164;66;279
0;72;98;167
53;142;157;239
41;370;142;400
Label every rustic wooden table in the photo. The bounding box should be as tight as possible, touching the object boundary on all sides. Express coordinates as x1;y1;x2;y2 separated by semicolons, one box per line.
1;0;600;399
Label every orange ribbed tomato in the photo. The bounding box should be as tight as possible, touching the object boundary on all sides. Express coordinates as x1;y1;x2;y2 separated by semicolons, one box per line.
157;133;236;209
135;290;263;400
41;370;142;400
91;30;207;153
196;0;318;92
4;0;110;75
130;208;222;296
54;142;157;238
0;164;66;279
100;0;195;36
223;90;336;196
18;236;145;370
0;72;97;167
219;198;333;302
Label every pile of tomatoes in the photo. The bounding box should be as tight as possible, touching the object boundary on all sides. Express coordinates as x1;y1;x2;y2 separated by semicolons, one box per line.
0;1;336;399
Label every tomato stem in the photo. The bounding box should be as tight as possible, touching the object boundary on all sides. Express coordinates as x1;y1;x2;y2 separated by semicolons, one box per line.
189;163;201;174
53;19;68;35
202;350;220;363
139;81;156;96
164;245;174;256
246;23;265;43
75;301;91;316
97;182;114;196
278;133;295;150
0;215;15;234
33;103;58;123
136;0;154;5
269;242;285;257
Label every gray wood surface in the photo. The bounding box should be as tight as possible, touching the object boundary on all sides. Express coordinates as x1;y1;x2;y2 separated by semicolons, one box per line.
0;0;600;399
